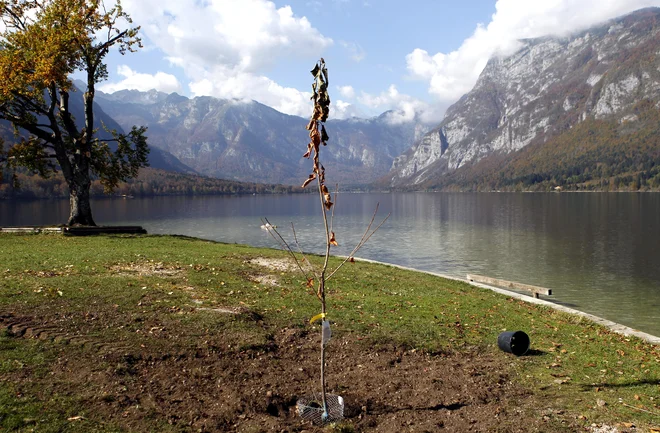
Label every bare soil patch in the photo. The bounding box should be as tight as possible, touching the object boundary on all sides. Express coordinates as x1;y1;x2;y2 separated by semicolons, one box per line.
107;261;183;277
249;274;281;287
0;311;577;432
248;257;298;272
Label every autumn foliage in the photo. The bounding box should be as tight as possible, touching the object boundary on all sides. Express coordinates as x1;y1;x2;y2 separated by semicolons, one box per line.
0;0;148;225
302;59;333;210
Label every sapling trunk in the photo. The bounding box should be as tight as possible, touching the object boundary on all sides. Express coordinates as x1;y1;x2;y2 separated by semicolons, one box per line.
263;59;389;425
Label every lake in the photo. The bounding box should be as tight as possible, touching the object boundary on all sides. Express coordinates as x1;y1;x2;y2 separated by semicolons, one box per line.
2;192;659;337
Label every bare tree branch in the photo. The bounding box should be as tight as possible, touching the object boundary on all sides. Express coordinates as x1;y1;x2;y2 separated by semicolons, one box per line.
261;218;314;281
326;205;390;281
290;222;318;279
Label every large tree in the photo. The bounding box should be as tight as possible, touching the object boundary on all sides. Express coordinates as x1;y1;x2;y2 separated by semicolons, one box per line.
0;0;148;225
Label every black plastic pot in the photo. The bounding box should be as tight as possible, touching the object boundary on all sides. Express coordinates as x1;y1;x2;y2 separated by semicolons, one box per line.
497;331;530;356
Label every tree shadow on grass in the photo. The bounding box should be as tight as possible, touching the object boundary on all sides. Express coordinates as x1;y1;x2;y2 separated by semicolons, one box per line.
578;378;660;391
523;349;547;357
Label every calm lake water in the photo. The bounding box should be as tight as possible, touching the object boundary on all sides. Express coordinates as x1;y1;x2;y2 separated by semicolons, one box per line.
2;192;659;337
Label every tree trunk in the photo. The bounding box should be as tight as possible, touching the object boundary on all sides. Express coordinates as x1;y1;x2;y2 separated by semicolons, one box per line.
67;174;95;226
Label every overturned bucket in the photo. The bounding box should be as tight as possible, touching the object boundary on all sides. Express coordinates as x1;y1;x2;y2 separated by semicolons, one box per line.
497;330;530;356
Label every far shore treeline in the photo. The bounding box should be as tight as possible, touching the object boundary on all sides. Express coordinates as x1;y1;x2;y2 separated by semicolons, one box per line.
0;168;306;199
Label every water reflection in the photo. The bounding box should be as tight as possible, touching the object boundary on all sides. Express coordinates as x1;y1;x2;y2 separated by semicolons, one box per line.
1;192;659;336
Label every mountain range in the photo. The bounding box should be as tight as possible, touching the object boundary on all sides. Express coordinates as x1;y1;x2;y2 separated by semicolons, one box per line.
388;7;660;191
94;89;429;186
5;7;660;193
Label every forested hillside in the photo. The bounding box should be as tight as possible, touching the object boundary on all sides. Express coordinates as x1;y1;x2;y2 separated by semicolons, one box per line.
388;8;660;192
1;168;304;199
411;100;660;191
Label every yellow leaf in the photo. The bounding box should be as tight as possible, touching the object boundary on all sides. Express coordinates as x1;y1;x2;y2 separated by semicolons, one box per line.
309;313;326;324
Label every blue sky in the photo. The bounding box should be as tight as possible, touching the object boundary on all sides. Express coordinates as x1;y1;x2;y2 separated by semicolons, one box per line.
97;0;660;122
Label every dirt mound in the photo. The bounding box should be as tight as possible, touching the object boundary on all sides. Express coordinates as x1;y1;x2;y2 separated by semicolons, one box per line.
1;311;570;432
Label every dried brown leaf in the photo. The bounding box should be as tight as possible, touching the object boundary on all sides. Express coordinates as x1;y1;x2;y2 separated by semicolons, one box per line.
306;278;314;288
311;130;321;147
302;174;316;188
329;231;338;246
302;142;313;158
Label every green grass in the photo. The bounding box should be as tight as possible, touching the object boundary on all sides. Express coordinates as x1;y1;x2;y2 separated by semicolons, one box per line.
0;233;659;431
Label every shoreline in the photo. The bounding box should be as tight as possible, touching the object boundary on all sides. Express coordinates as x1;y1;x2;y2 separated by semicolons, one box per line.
2;227;658;345
351;256;660;345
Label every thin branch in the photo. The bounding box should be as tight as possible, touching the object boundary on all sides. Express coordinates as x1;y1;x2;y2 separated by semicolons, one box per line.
2;5;30;31
9;92;49;115
20;154;57;161
4;116;56;144
94;30;128;62
317;174;332;278
261;218;313;280
290;222;318;279
620;401;660;415
326;205;391;281
329;183;338;236
342;203;379;255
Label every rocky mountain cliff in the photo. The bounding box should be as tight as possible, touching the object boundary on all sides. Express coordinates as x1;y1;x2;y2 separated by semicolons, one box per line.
389;8;660;189
96;91;429;185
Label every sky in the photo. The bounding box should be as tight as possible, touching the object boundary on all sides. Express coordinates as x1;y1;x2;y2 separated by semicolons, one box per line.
95;0;660;123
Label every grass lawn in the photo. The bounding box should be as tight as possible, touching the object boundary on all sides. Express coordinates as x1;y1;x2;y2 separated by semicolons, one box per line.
0;233;658;432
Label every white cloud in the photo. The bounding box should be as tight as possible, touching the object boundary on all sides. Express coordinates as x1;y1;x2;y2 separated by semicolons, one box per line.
188;66;313;117
120;0;332;116
407;0;660;105
337;85;356;99
332;100;366;119
99;65;182;93
340;41;366;62
358;85;443;124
